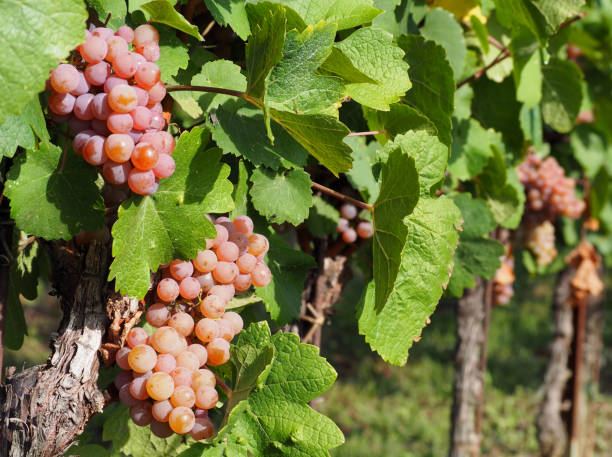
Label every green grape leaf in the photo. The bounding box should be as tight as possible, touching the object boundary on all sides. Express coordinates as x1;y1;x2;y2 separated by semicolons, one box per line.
494;0;547;44
255;232;316;324
109;127;234;298
266;21;345;115
363;104;437;146
454;84;474;120
5;144;104;240
167;48;217;117
499;167;525;230
541;58;583;133
531;0;585;34
320;47;379;85
210;99;308;170
250;168;313;225
398;35;455;149
332;27;411;111
0;98;49;158
359;195;461;365
180;322;343;456
271;0;381;30
0;0;87;124
230;160;249;220
571;125;609;179
511;31;542;108
421;8;466;79
448;118;500;181
87;0;127;29
470;15;490;53
141;1;203;39
344;136;380;203
306;196;341;237
372;0;411;35
204;0;251;40
157;25;189;82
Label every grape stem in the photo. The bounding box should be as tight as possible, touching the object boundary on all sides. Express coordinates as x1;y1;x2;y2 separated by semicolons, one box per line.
456;48;511;89
213;373;232;396
165;85;246;98
346;130;384;137
311;182;373;212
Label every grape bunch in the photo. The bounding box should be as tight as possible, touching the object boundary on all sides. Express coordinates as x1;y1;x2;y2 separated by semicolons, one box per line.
114;215;272;438
493;234;515;306
526;220;558;267
46;24;175;196
517;154;585;220
336;204;373;243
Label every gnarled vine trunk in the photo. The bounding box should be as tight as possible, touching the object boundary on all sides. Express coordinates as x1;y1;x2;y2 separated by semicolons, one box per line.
0;241;139;457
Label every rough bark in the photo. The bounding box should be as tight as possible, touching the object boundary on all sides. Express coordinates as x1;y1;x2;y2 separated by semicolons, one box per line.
450;279;486;457
0;240;139;457
537;267;575;457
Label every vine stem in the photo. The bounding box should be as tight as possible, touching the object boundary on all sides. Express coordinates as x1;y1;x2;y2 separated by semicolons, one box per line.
346;130;384;137
311;182;373;212
457;49;511;89
165;85;246;98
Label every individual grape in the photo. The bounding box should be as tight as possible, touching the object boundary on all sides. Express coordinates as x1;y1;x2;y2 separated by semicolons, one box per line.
356;221;373;239
216;216;232;224
91;118;111;136
48;92;76;115
92;27;114;40
342;228;357;244
80;36;108;63
112;51;138;79
135;62;161;89
158;131;176;155
190;417;214;440
168;406;195;434
104;75;128;93
171;385;196;408
236;253;257;274
84;61;111;86
133;86;150;106
130;402;153;426
168;312;195;337
177;277;200;301
70;71;91;96
192;369;216;390
186;344;208;366
171;366;194;387
50;64;79;94
152;400;173;422
91;93;111;120
147;302;171;327
82;135;108;166
114;369;133;389
234;274;252;291
175;351;200;372
130;106;152;130
157;277;180;302
104;133;134;163
128;344;157;373
149;112;166;130
194;408;209;419
194;385;219;409
115;346;131;370
134;24;160;47
216;241;239;262
216;319;234;342
146;372;175;401
136;40;161;62
193;250;217;273
223;312;244;335
251;263;271;288
119;383;141;406
195;318;219;343
208;284;235;304
105;36;129;62
151;326;181;354
73;130;95;155
73;93;95;120
154;353;177;374
127;327;149;348
153;153;175;178
103;161;132;185
148;81;166;104
116;25;135;43
248;234;269;257
212;224;229;248
232;215;254;236
129;376;150;400
128;168;156;195
340;203;357;220
206;338;230;366
107;112;134;134
131;142;159;171
200;295;225;319
149;101;163;113
150;420;174;438
213;261;238;284
108;85;138;113
169;259;194;281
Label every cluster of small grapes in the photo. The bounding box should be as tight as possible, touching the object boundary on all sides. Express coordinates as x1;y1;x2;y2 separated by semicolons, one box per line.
518;154;585;220
526;220;558;266
336;204;373;243
114;215;271;438
493;237;515;306
46;24;175;196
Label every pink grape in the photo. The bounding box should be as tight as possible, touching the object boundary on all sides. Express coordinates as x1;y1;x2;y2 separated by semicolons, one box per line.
149;113;165;130
157;277;179;302
151;326;181;354
193;250;217;273
115;346;131;370
213;261;238;284
103;161;132;185
129;378;150;401
116;25;135;43
171;366;193;387
104;133;134;163
48;92;75;115
248;234;269;257
186;344;208;366
135;62;161;89
357;221;373;239
50;64;79;93
251;263;272;287
105;36;128;62
179;276;201;300
169;260;194;281
107;113;133;134
229;232;249;254
190;417;214;440
233;215;254;236
216;319;234;341
336;218;349;233
152;400;173;422
104;75;128;93
73;93;94;120
130;402;153;426
206;338;230;366
114;370;133;389
194;408;209;418
340;203;357;220
194;272;214;293
108;85;138;113
84;62;111;86
70;71;90;96
92;27;114;40
133;86;150;106
200;295;225;319
169;406;195;434
113;51;138;78
208;284;235;303
134;24;160;47
158;131;175;154
136;40;161;62
130;106;152;130
81;36;108;63
153;153;175;178
131;142;159;170
91;93;111;120
223;311;244;334
73;129;95;155
82;135;108;166
146;302;171;327
148;81;166;103
149;102;163;113
217;241;239;262
192;369;216;390
342;228;357;243
236;253;257;273
140;131;164;153
127;327;149;348
176;352;200;373
128;344;157;373
168;312;195;337
212;225;229;248
154;353;177;374
119;383;140;406
195;385;219;409
234;273;252;291
146;372;175;401
133;52;148;68
216;216;231;224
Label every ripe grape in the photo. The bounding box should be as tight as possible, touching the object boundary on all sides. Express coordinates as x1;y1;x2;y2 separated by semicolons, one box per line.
171;366;194;387
168;312;195;337
104;133;134;162
126;327;149;348
119;383;140;406
356;222;373;239
128;169;156;195
236;253;257;273
148;81;166;103
186;344;207;366
130;402;153;426
149;113;166;130
103;75;128;93
129;376;150;400
194;385;219;409
135;62;161;89
158;131;176;154
153;153;175;178
157;277;180;302
114;369;133;389
105;36;128;62
340;203;357;220
208;284;235;303
128;344;157;373
82;135;108;166
50;64;79;94
213;261;238;284
248;234;269;257
217;241;239;262
137;40;161;62
251;263;272;287
194;272;214;293
526;220;557;266
201;295;226;319
91;93;111;120
71;71;91;96
190;417;214;440
115;346;131;370
103;161;132;185
168;406;195;434
169;259;194;281
107;112;133;134
73;130;95;155
147;303;170;327
223;312;244;335
134;24;160;47
176;351;200;372
85;62;110;86
234;273;252;291
130;106;152;130
48;92;76;115
228;232;249;255
146;372;175;401
150;420;174;438
152;400;173;422
194;408;209;418
116;25;135;43
193;250;217;273
80;36;108;63
73;93;95;120
342;228;357;244
171;385;196;408
151;326;181;354
92;27;115;40
212;225;229;248
154;353;177;374
206;338;230;366
216;319;234;342
108;84;138;113
195;318;219;343
192;369;216;390
133;86;150;106
232;215;254;236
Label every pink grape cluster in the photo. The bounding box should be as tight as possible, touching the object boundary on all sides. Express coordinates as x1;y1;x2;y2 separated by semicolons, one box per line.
493;240;515;306
46;24;176;196
526;220;558;266
336;204;373;243
518;154;585;220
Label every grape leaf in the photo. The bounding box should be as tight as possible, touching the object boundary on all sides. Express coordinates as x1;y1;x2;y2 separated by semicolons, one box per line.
0;0;87;124
421;8;466;79
204;0;251;40
87;0;127;29
541;58;583;133
255;232;316;324
0;98;49;158
306;196;341;237
363;104;437;146
372;0;412;35
511;31;542;108
270;0;381;30
230;160;249;220
157;25;189;82
494;0;547;44
141;1;203;39
398;35;455;149
344;136;380;203
448;118;500;181
5;144;105;240
320;48;379;85
109;127;234;298
180;322;343;456
250;168;313;225
210;99;308;169
332;27;411;111
358;195;461;365
531;0;585;34
570;125;609;179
